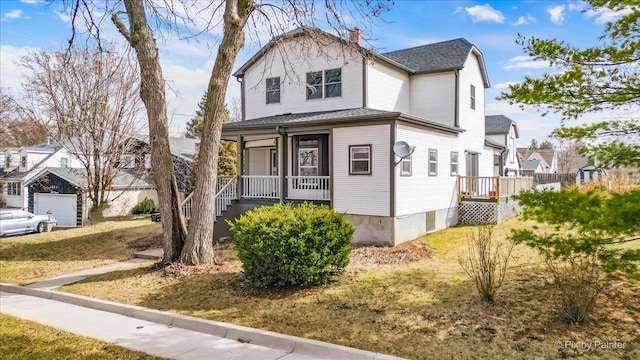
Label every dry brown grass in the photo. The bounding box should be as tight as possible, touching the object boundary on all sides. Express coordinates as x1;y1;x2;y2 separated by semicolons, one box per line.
0;314;165;359
0;220;161;285
58;218;640;359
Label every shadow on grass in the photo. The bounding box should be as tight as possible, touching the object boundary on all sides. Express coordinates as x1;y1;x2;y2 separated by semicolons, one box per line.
0;222;160;263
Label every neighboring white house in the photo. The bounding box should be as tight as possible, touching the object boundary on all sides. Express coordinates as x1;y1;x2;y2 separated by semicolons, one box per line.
220;27;505;245
485;115;521;176
517;148;558;174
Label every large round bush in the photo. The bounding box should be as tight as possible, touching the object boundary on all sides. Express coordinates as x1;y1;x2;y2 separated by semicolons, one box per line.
229;203;354;287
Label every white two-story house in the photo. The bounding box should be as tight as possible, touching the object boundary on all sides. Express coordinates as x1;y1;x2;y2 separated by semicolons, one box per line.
485;115;521;176
220;27;505;245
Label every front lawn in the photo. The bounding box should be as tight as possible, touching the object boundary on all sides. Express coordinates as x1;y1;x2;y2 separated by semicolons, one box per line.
58;219;640;359
0;220;161;285
0;314;164;359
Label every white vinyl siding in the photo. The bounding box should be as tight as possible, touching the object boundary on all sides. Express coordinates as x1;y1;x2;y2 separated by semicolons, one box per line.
395;124;460;217
409;72;456;126
333;125;390;216
242;39;363;120
366;61;410;112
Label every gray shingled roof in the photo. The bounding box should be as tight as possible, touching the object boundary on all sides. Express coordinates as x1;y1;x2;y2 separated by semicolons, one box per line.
223;108;395;130
381;38;474;74
522;159;541;171
485;115;517;136
222;107;463;134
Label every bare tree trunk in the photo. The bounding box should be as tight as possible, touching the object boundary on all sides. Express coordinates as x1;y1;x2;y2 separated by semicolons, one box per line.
180;0;254;265
114;0;187;263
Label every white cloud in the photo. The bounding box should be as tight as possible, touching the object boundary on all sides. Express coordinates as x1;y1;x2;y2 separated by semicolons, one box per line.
502;55;552;70
465;4;505;23
493;81;520;89
585;6;633;24
20;0;41;4
453;7;462;15
568;2;585;12
4;9;23;19
546;5;566;24
511;15;536;26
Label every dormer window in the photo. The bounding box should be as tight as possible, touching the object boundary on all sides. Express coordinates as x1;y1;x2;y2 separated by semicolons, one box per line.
266;77;280;104
306;68;341;100
21;156;27;168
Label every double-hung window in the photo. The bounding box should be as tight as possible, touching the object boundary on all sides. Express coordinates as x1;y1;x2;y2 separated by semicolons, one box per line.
266;77;281;104
60;158;68;168
349;145;371;175
7;182;21;196
400;155;412;176
21;156;27;167
450;151;458;176
429;149;438;176
306;68;341;100
470;84;476;110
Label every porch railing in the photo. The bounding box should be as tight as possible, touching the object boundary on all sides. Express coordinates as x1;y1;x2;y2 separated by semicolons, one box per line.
181;175;238;220
286;176;330;201
241;175;280;199
458;176;533;204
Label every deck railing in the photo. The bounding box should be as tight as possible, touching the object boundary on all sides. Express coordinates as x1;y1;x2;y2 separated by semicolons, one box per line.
458;176;533;203
286;176;330;201
241;175;280;199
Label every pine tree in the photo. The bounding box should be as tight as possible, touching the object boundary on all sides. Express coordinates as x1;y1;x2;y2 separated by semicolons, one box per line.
186;90;237;175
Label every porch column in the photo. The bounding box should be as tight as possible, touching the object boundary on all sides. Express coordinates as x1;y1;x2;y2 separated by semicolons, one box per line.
237;136;244;200
279;132;288;203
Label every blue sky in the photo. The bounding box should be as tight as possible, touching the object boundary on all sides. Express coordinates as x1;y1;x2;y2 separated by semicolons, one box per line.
0;0;634;145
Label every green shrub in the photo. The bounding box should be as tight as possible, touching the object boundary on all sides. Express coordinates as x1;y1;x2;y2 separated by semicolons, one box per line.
229;203;354;287
131;197;155;215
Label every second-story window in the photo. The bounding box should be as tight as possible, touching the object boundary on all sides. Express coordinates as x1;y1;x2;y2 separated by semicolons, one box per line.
60;158;68;168
470;84;476;110
266;77;280;104
21;156;27;168
306;68;341;100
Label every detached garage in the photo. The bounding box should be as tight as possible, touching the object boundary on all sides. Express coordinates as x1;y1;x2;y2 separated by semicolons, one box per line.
26;168;85;227
25;167;156;227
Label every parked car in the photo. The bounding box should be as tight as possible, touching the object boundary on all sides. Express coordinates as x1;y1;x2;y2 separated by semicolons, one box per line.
0;209;57;237
150;209;161;222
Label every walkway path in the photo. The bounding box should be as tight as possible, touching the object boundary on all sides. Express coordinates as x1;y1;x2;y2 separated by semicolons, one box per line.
1;259;402;360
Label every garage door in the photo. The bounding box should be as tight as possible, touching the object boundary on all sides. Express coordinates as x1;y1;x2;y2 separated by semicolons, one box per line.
34;193;78;227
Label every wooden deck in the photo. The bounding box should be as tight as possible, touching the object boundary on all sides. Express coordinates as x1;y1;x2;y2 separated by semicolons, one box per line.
457;176;534;204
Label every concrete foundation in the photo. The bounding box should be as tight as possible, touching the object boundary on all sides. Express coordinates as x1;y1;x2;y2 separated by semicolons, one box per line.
345;214;394;246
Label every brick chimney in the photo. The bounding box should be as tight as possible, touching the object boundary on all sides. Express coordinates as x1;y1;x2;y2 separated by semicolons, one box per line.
348;27;362;44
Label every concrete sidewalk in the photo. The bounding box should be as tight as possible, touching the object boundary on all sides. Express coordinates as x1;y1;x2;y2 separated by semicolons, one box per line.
0;284;403;360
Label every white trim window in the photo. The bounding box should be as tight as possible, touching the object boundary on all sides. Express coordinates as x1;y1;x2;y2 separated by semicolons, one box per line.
7;181;21;196
60;157;69;168
400;154;412;176
450;151;458;176
266;76;281;104
349;145;371;175
306;68;342;100
470;84;476;110
429;149;438;176
298;148;319;176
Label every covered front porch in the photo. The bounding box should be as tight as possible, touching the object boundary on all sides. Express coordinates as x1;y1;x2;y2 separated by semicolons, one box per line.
232;132;332;203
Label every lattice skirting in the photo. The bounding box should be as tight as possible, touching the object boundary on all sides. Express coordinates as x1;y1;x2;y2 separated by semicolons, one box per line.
458;200;521;225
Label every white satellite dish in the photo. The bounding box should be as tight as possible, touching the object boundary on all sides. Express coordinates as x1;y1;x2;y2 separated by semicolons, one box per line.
393;141;415;159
